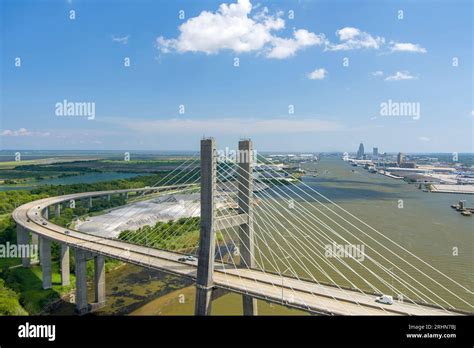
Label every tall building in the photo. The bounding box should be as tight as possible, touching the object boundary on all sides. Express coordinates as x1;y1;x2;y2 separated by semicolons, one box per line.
397;152;405;165
357;143;365;159
373;147;378;157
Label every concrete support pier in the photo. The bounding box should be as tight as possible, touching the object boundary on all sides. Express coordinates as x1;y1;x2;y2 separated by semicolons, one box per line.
54;203;61;218
42;208;49;220
39;237;52;289
16;225;31;267
238;139;258;315
75;249;89;315
60;244;70;286
88;197;93;208
31;233;39;264
94;255;106;305
195;138;217;316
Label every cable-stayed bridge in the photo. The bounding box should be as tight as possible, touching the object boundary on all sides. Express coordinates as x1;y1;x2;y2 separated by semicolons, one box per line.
13;138;470;315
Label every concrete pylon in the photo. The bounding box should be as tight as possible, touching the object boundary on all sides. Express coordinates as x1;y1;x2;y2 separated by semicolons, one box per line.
238;139;258;315
94;255;106;305
31;233;39;264
60;244;70;286
54;203;61;218
16;225;30;267
75;249;89;315
39;237;52;289
194;138;217;316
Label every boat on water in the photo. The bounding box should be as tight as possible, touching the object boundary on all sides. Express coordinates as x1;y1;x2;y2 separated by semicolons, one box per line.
461;210;472;216
368;167;377;173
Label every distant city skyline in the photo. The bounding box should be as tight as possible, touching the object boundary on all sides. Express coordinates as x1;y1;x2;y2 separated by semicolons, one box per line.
1;0;472;152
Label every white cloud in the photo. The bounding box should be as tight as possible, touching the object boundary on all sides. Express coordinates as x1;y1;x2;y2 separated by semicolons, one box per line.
372;70;383;77
156;0;323;59
0;128;50;137
390;42;426;53
110;117;342;135
267;29;325;59
419;136;430;142
307;68;327;80
336;27;360;41
112;35;130;44
325;27;385;51
385;71;417;81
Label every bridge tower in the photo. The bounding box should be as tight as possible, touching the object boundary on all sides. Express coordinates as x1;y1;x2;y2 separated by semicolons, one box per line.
195;138;257;315
195;138;217;315
237;139;258;315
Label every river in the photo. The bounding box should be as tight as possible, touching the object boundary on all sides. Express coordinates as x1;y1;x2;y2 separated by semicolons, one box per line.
0;172;142;191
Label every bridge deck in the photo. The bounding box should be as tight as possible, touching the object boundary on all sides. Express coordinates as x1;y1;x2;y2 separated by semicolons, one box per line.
12;189;462;316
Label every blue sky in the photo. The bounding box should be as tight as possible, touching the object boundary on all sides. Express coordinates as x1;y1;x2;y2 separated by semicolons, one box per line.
1;0;472;152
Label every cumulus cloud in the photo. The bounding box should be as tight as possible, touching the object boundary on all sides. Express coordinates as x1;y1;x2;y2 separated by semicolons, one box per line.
156;0;324;59
267;29;325;59
1;128;50;137
390;42;426;53
325;27;385;51
307;68;327;80
385;71;417;81
372;70;383;77
112;35;130;44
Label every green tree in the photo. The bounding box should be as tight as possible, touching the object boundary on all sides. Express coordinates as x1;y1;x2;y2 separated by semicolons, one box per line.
0;279;28;315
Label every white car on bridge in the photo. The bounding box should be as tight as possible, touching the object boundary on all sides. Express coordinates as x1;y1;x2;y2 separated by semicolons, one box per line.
375;294;393;305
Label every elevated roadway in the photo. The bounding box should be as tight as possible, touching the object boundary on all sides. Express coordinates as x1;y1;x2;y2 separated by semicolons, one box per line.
12;188;463;316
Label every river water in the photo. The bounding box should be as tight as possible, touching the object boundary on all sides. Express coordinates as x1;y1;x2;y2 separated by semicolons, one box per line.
0;172;142;191
52;157;473;315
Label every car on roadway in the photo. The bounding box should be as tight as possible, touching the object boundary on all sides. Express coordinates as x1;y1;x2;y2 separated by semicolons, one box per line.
375;294;393;305
64;230;71;235
42;221;48;226
178;255;197;263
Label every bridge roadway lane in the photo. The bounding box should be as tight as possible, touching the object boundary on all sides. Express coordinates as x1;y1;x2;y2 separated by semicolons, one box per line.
12;189;462;316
